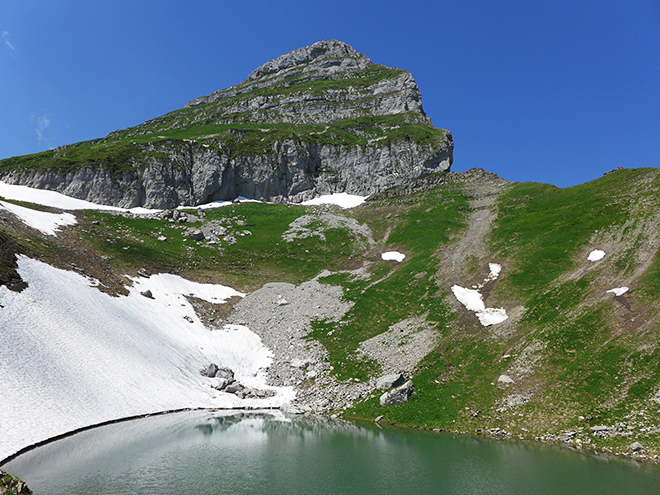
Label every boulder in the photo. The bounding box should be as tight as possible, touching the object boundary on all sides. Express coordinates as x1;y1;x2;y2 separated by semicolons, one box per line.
291;358;313;369
187;229;205;241
225;382;244;394
140;289;153;299
214;367;235;380
376;373;405;390
497;374;515;384
380;380;414;406
631;441;644;452
201;363;219;377
214;378;230;391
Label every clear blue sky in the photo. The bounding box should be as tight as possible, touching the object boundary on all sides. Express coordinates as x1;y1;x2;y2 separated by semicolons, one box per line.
1;0;659;187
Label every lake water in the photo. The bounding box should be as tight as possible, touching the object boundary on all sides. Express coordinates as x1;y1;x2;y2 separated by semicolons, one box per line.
4;410;660;495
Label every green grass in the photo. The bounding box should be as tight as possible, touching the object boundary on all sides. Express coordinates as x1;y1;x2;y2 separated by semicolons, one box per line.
0;114;446;175
0;59;445;176
309;180;468;381
81;202;367;289
492;176;631;295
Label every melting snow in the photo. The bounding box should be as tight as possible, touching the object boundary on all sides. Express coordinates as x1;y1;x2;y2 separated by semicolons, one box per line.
382;251;406;262
0;200;77;235
302;193;366;209
451;285;508;326
607;287;629;296
182;196;262;210
0;257;294;461
588;249;606;261
0;181;158;213
451;262;508;326
485;263;502;282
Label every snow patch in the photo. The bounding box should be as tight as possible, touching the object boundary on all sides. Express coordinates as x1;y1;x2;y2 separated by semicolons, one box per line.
450;285;509;326
0;200;77;235
0;181;158;214
0;257;293;461
182;197;262;210
607;287;629;296
381;251;406;262
485;263;502;282
451;262;508;326
588;249;606;261
302;193;366;209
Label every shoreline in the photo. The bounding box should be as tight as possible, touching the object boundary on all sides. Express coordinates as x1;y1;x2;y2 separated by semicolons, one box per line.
4;404;660;471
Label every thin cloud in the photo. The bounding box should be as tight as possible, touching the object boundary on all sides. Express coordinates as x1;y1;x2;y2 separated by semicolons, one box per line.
35;114;54;149
2;31;16;52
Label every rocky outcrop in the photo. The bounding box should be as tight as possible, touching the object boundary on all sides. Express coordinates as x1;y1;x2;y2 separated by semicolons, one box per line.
0;40;452;209
0;470;34;494
1;134;452;209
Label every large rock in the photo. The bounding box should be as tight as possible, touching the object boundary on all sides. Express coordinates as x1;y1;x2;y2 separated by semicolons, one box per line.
380;380;414;406
376;373;405;390
201;363;219;377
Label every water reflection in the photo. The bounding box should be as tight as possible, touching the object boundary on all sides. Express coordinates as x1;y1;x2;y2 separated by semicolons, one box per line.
4;410;660;495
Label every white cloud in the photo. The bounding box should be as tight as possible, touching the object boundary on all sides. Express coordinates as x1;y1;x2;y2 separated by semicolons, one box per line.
34;114;54;148
2;31;16;52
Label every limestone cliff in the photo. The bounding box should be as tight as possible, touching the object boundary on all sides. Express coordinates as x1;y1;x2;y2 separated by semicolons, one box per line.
0;40;452;208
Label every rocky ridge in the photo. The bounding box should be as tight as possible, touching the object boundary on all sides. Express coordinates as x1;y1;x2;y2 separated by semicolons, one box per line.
0;40;452;209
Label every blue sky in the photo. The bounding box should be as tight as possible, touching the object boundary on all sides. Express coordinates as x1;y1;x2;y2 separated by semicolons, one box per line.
1;0;659;187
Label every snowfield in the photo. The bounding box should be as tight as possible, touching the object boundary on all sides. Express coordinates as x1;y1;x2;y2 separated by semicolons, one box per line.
0;200;77;235
607;286;629;296
451;285;509;326
0;180;157;214
0;256;294;461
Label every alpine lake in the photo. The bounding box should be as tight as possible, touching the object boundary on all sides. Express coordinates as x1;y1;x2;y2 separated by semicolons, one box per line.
4;410;660;495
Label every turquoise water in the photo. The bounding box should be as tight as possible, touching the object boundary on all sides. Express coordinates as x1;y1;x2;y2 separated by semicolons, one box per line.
4;410;660;494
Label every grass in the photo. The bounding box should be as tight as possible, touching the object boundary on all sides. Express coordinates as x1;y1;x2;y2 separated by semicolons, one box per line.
81;203;367;290
4;166;660;456
0;58;446;177
0;114;446;176
308;178;468;381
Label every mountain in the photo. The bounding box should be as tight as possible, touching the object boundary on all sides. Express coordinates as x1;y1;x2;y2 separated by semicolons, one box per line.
0;40;453;209
2;166;660;466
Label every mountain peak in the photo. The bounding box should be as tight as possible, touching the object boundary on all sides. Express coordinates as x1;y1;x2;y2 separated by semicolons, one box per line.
247;40;371;81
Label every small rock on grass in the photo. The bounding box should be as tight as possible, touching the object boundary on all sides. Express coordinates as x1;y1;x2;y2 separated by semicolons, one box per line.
631;441;644;452
497;374;515;384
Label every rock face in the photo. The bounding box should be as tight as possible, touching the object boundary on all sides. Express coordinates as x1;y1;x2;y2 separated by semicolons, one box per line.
0;40;452;209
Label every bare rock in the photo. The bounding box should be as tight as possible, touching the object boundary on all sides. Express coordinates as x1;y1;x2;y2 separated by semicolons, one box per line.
380;380;414;406
376;373;405;390
201;363;219;377
497;374;515;384
631;441;644;452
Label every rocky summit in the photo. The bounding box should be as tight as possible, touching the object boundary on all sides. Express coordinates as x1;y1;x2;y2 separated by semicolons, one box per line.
0;40;453;209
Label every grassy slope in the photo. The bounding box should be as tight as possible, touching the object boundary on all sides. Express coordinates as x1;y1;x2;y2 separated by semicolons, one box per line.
3;167;660;458
310;168;660;457
0;63;446;175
